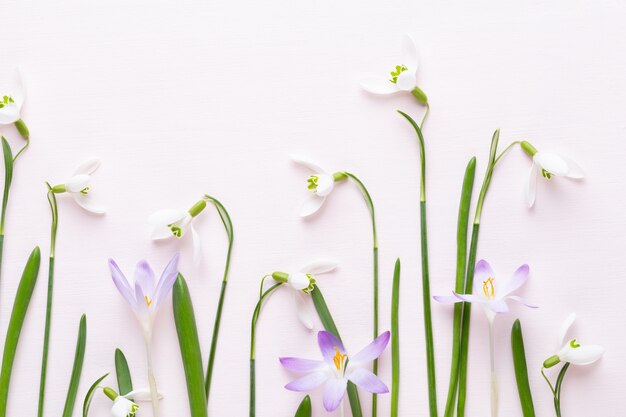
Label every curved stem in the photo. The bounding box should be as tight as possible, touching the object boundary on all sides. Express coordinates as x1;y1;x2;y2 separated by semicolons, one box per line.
541;367;556;396
420;103;430;130
37;186;58;417
203;196;234;402
343;172;379;417
494;141;519;165
397;110;437;416
554;363;570;417
249;282;282;417
13;139;29;162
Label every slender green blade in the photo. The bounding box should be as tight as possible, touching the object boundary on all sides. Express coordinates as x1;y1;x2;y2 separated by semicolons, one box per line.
443;157;476;417
82;372;109;417
511;320;536;417
294;395;312;417
115;348;133;397
173;274;208;417
0;246;41;417
311;287;362;417
391;259;401;417
0;137;13;237
62;314;87;417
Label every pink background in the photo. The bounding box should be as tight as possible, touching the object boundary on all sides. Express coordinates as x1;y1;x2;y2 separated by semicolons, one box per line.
0;1;623;416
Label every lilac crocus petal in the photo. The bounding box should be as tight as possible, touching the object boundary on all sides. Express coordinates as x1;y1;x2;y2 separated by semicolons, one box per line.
433;294;462;304
501;264;529;296
506;295;538;309
134;281;149;315
323;378;347;412
109;259;136;308
152;253;180;308
135;260;156;300
318;331;345;365
285;372;328;392
473;260;495;294
351;331;390;366
452;292;483;304
279;357;326;373
348;367;389;393
484;299;509;314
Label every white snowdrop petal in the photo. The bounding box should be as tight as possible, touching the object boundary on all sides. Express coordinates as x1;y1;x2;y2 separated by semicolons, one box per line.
359;76;399;95
534;153;569;176
299;194;326;217
301;259;338;275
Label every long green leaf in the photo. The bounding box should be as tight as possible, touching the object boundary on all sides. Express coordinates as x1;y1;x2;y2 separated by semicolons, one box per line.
0;246;41;417
511;320;536;417
443;157;476;417
173;274;208;417
82;372;109;417
294;395;312;417
391;259;401;417
0;137;13;237
311;287;363;417
62;314;87;417
115;348;133;397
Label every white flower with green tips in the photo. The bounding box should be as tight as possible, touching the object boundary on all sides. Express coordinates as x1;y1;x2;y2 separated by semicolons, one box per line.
0;69;29;138
51;158;105;214
521;141;584;207
291;155;347;217
148;198;207;265
543;313;605;369
359;34;428;104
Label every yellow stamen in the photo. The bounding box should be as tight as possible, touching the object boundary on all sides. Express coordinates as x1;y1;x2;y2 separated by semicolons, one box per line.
145;296;153;308
332;346;347;371
482;277;495;299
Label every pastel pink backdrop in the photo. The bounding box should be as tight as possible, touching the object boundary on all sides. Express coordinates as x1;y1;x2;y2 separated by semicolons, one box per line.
0;1;623;416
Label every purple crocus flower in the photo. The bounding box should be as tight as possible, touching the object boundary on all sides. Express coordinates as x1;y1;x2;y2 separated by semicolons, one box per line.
280;330;390;412
108;253;180;335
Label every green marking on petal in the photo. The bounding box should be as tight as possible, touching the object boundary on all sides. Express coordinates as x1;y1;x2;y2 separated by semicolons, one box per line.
570;338;581;348
170;225;183;238
541;169;552;179
302;274;317;294
307;175;319;191
80;186;90;195
389;64;408;84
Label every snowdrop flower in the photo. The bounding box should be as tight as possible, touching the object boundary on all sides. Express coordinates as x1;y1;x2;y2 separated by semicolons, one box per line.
51;159;105;214
271;259;338;329
543;313;604;369
291;155;347;217
103;387;140;417
434;259;537;323
148;198;207;265
521;141;584;207
359;34;428;105
280;330;390;412
0;69;29;139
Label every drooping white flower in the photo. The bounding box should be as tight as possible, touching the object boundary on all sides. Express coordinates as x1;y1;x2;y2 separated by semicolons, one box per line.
0;69;29;139
148;198;207;265
271;259;338;329
291;155;347;217
51;159;105;214
359;34;428;104
543;313;605;368
521;141;584;207
111;396;139;417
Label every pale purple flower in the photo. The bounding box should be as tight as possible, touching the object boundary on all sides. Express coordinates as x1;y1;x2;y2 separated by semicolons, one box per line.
108;253;179;334
434;259;537;322
280;330;390;412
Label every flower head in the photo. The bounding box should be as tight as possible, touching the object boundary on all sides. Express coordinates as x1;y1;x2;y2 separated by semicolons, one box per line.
51;159;106;214
108;253;179;335
0;69;25;124
521;141;584;207
434;260;537;322
543;313;604;368
148;199;207;265
291;155;347;217
280;330;390;412
359;34;427;104
271;259;338;329
111;396;139;417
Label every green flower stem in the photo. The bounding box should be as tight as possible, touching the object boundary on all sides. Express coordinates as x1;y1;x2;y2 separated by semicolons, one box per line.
420;103;430;130
511;320;536;417
397;110;437;416
457;130;500;417
82;372;110;417
391;259;401;417
310;287;363;417
38;186;58;417
173;274;208;417
342;172;379;417
249;282;282;417
553;363;570;417
443;157;476;417
203;196;234;402
0;246;41;417
62;314;87;417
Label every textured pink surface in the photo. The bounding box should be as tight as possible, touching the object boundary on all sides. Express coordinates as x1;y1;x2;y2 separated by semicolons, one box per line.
0;1;623;416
